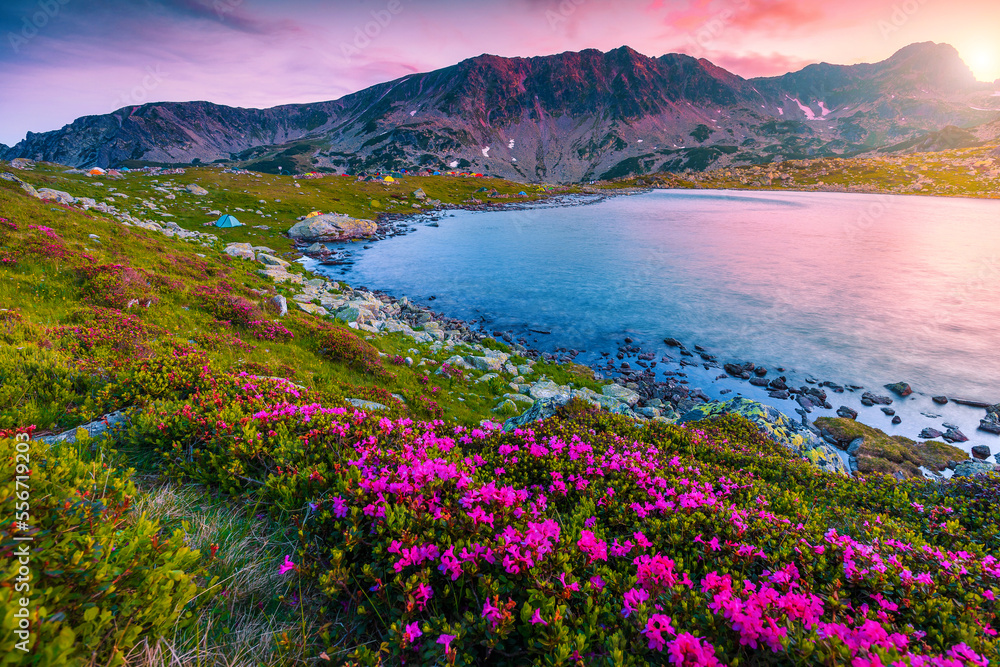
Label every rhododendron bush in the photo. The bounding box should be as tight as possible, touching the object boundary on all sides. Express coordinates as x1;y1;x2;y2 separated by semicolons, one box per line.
121;381;1000;666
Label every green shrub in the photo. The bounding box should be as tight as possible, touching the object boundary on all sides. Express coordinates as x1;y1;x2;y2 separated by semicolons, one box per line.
0;435;206;665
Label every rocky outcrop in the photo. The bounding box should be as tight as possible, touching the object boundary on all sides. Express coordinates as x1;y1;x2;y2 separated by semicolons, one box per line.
287;214;376;242
680;397;848;475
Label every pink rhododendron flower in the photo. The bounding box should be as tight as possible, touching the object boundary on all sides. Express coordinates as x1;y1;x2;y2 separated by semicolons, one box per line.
437;633;456;652
278;555;296;574
402;622;422;643
642;614;676;651
530;609;548;625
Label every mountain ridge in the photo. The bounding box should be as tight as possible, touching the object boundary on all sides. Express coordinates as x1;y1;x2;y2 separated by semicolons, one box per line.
5;41;999;182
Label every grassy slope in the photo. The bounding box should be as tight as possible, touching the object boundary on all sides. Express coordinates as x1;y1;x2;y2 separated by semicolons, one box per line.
22;163;579;255
2;162;1000;666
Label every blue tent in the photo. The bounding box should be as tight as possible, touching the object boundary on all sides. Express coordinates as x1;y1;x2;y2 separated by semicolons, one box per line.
215;214;242;228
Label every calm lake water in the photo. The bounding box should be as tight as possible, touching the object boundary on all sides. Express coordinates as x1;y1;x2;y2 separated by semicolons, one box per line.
319;189;1000;452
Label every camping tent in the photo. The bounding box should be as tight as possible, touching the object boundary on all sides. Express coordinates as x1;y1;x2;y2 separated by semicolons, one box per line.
215;214;242;228
383;175;395;183
88;167;106;176
305;211;323;219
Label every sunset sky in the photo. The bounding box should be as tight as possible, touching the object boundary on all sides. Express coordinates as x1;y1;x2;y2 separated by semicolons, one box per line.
2;0;999;146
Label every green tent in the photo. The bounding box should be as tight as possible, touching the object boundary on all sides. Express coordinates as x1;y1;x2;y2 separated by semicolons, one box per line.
215;214;242;228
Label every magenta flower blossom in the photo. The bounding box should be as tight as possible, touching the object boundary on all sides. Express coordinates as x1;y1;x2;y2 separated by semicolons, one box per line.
402;622;422;643
642;614;676;651
437;633;456;652
530;609;548;625
278;555;296;574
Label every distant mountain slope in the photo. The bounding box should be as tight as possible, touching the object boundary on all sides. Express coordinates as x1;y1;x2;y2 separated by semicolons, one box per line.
5;42;999;182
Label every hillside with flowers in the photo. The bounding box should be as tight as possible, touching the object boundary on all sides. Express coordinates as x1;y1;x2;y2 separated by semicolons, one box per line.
1;168;999;666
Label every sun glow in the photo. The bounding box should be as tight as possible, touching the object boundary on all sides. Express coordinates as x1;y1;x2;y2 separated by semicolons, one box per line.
965;46;999;82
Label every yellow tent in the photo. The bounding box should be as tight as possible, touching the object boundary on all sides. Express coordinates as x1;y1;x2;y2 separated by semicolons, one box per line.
304;211;323;219
383;176;395;183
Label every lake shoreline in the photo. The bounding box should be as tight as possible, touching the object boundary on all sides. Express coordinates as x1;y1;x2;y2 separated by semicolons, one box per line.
308;187;1000;476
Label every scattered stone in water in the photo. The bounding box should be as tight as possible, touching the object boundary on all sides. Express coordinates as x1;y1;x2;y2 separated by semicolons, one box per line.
932;396;949;405
942;428;969;444
663;337;683;347
880;407;895;416
836;406;859;420
861;391;893;406
919;427;943;440
892;416;902;425
971;444;991;460
884;382;913;397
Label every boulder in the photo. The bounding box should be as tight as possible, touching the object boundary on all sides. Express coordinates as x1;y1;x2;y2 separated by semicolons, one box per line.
37;188;75;205
680;397;847;474
529;380;572;402
932;396;949;405
979;419;1000;435
334;306;361;323
836;406;858;420
861;391;893;406
942;428;969;443
346;398;389;412
224;242;255;260
287;213;377;241
884;382;913;397
271;294;288;317
297;302;329;316
503;398;564;432
602;383;640;406
186;183;209;195
413;188;427;199
37;410;129;445
953;459;997;478
972;445;991;460
257;253;290;268
919;428;943;440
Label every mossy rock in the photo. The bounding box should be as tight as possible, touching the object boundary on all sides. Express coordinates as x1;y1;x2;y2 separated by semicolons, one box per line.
680;397;847;473
815;417;965;478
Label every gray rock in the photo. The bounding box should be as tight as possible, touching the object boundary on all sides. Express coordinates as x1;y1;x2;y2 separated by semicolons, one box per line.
186;183;209;195
972;444;991;460
919;428;943;439
287;213;377;241
37;411;129;445
942;428;969;443
979;419;1000;435
413;188;427;199
37;188;75;205
224;242;255;260
836;406;858;420
602;383;640;406
334;307;361;323
271;294;288;316
932;396;949;405
861;391;893;406
503;398;565;431
257;253;290;268
952;459;997;478
528;380;571;402
466;355;505;372
346;398;389;411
